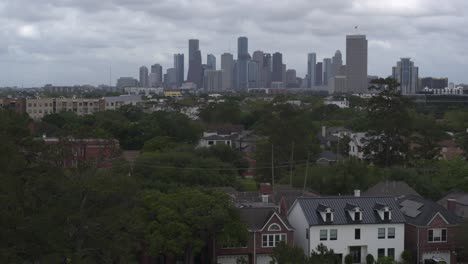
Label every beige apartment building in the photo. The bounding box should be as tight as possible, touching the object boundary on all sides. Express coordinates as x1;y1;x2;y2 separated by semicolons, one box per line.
26;98;104;119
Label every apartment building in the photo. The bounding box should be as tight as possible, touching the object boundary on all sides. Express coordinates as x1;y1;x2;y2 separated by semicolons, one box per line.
26;98;104;119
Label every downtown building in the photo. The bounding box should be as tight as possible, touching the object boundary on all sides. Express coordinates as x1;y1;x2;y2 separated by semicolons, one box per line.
187;39;203;88
346;35;368;94
221;53;234;90
139;66;149;87
174;53;185;86
392;58;419;95
237;37;250;90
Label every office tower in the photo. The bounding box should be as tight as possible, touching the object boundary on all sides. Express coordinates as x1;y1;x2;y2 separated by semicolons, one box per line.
323;58;332;85
187;39;203;88
204;70;223;92
286;69;297;88
252;51;265;88
272;52;283;82
139;66;149;87
421;77;448;89
165;68;177;89
207;54;216;70
346;35;368;93
237;37;250;90
392;58;419;95
332;50;343;78
282;64;286;85
174;53;184;86
315;62;323;86
247;60;258;88
150;64;163;86
148;73;159;87
116;77;138;89
263;53;272;87
221;53;234;90
307;53;316;88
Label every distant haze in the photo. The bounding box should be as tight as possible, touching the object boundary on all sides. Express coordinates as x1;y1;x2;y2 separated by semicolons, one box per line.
0;0;467;86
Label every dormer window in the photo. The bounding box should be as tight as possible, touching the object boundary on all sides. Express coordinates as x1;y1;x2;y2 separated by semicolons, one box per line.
345;203;363;221
354;211;362;221
325;212;332;222
374;203;392;221
317;204;334;223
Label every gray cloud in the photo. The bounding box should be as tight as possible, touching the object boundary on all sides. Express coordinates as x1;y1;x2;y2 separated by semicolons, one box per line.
0;0;466;87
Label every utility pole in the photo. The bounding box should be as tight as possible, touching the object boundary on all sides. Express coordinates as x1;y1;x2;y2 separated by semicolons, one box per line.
271;144;275;189
303;152;310;195
289;142;295;187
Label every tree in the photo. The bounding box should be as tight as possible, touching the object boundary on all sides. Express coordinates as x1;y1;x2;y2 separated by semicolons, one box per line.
376;256;396;264
345;254;353;264
401;250;412;264
309;243;338;264
365;78;412;167
140;189;247;264
366;254;375;264
270;242;307;264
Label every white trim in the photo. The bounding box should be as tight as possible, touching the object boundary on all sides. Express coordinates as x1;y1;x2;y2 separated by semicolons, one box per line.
427;212;449;226
261;233;287;248
268;223;282;231
260;212;294;231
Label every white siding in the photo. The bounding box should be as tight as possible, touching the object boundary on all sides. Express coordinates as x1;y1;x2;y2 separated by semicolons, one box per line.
309;224;405;264
217;255;249;264
287;203;310;254
256;255;272;264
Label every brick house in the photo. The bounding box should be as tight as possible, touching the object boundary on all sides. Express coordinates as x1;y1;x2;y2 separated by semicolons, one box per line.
216;207;294;264
41;136;120;168
398;195;463;264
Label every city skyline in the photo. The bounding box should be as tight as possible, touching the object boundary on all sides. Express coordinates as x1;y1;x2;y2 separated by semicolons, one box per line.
1;0;468;86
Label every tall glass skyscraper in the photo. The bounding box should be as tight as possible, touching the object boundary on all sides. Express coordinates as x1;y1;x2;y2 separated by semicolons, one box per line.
187;39;203;88
346;35;368;93
272;52;283;82
392;58;419;95
307;53;316;88
174;53;184;86
237;37;250;90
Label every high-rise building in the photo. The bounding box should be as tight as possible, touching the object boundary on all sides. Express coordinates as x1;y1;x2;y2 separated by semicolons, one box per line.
150;64;163;86
263;53;272;87
307;53;317;88
332;50;343;78
272;52;283;82
286;69;297;88
207;54;216;70
323;58;332;86
221;53;234;90
237;37;250;90
392;58;419;95
139;66;149;87
315;62;323;86
187;39;203;88
165;68;177;89
282;64;287;85
421;77;448;89
247;60;258;88
346;35;368;93
252;51;265;88
204;70;223;92
174;53;184;86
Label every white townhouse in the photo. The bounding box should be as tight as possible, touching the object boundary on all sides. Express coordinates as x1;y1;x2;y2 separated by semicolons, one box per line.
288;194;406;264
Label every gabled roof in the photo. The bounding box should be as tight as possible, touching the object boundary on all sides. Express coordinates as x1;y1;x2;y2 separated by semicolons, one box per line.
398;195;462;226
364;181;421;198
296;196;406;226
373;202;392;211
344;203;361;211
438;190;468;207
239;207;292;231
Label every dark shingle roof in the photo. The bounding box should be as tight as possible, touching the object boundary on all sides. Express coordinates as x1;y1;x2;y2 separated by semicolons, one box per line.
364;181;421;198
398;195;463;226
239;207;292;231
297;196;406;226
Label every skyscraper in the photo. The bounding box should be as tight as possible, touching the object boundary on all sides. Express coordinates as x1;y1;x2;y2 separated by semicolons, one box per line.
247;60;258;88
139;66;149;87
150;64;163;86
237;37;250;90
174;53;184;86
272;52;283;82
221;53;234;90
315;62;323;86
323;58;332;86
286;69;297;88
252;51;265;88
263;53;272;87
187;39;203;88
282;64;286;85
392;58;419;95
165;68;177;89
204;70;223;92
307;53;316;88
207;54;216;70
332;50;343;77
346;35;368;93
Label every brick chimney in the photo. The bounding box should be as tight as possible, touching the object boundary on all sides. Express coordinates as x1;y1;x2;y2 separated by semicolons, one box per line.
447;198;457;213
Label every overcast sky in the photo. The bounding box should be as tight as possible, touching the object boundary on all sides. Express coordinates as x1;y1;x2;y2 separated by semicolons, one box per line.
1;0;467;87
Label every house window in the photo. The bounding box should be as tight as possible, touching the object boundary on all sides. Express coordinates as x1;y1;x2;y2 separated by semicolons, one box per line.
388;228;395;239
325;212;332;222
355;229;361;240
262;234;286;248
208;141;214;145
387;248;395;259
330;229;337;240
354;211;361;221
378;248;385;258
383;211;391;220
428;228;447;242
268;224;281;231
378;228;386;239
320;230;328;241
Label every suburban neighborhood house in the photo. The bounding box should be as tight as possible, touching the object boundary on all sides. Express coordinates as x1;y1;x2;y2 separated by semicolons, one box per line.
288;194;406;264
216;207;294;264
438;190;468;219
348;132;370;160
198;125;257;153
399;195;463;264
